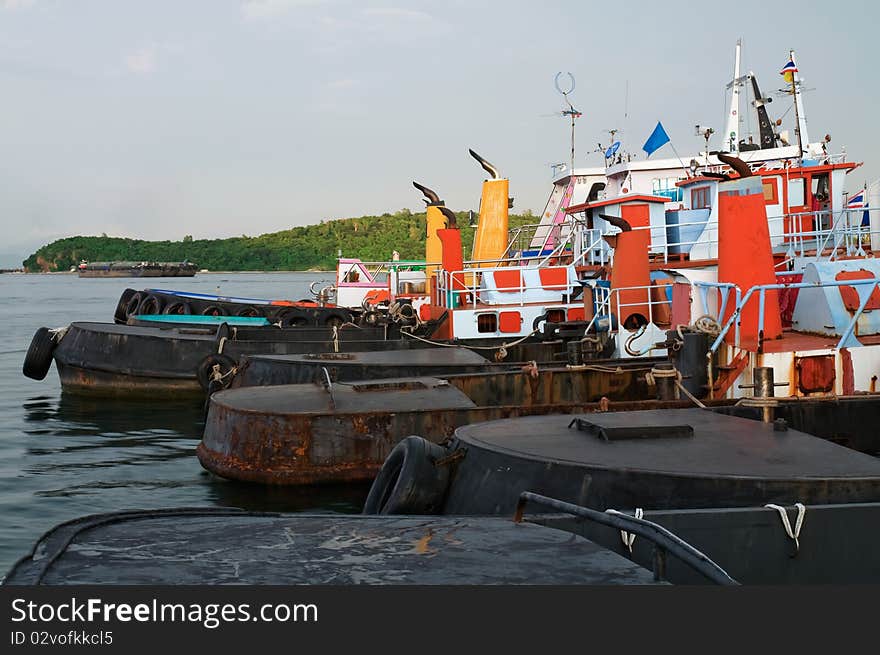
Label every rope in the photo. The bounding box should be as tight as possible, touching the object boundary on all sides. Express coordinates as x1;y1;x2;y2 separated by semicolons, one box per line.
692;314;722;336
331;325;339;353
400;326;540;356
607;508;644;553
764;503;806;553
675;380;707;408
217;336;227;354
645;366;707;408
48;327;68;342
736;397;779;408
644;366;679;386
209;363;237;384
565;364;625;374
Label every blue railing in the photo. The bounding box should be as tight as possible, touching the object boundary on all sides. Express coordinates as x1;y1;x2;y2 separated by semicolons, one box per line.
701;277;880;354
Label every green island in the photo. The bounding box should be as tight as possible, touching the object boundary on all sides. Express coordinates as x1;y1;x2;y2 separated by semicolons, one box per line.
22;209;539;273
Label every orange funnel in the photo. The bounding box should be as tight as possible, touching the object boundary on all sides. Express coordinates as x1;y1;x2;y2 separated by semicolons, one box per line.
438;228;465;308
608;229;651;329
717;176;781;345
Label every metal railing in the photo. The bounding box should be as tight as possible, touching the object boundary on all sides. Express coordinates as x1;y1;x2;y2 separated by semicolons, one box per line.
564;207;877;266
704;276;880;354
514;491;738;585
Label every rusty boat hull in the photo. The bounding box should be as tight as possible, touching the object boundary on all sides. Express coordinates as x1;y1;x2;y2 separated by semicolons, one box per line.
198;360;663;485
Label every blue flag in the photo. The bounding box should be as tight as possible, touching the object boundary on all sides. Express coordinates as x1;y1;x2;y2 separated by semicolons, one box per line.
642;121;670;157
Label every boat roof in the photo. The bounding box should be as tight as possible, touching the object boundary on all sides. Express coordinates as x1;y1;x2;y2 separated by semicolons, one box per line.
212;377;477;414
245;349;491;366
455;409;880;479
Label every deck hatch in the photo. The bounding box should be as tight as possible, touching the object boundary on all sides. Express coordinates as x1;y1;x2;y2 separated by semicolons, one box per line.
568;417;694;441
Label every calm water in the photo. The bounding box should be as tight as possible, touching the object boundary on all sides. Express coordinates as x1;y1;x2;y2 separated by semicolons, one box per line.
0;272;371;575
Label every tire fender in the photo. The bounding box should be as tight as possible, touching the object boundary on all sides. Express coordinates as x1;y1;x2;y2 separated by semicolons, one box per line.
22;327;59;380
363;436;452;515
196;353;237;392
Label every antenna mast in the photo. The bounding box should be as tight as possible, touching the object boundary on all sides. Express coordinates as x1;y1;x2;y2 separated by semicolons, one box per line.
554;72;581;173
724;39;744;152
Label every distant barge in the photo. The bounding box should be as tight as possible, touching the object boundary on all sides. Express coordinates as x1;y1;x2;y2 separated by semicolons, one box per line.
77;261;197;278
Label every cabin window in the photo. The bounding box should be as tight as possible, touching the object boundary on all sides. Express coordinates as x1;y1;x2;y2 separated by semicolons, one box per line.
691;186;711;209
762;178;779;205
652;177;684;203
788;178;806;207
476;313;497;333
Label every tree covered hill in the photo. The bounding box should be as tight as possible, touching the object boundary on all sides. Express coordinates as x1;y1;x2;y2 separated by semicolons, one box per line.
23;209;539;273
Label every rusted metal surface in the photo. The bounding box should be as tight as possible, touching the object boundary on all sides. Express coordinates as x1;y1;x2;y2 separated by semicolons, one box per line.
199;360;711;486
795;354;836;394
57;362;204;397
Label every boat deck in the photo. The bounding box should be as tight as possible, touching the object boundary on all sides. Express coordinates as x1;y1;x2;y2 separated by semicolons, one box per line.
3;510;662;585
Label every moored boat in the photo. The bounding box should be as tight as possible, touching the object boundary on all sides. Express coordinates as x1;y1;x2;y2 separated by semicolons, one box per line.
77;260;198;278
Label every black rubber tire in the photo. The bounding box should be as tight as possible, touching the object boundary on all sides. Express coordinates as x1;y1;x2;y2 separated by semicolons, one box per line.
114;289;137;323
363;436;451;515
235;305;262;318
22;327;58;381
324;312;347;328
362;310;379;326
201;304;223;317
162;300;192;315
196;353;237;392
137;293;164;315
124;292;144;320
276;309;308;327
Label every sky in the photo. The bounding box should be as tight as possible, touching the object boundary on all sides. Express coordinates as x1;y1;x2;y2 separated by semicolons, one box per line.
1;0;878;267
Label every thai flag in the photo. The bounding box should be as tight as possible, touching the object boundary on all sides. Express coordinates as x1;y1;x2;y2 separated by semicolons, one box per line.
847;190;870;227
780;60;798;84
847;190;866;208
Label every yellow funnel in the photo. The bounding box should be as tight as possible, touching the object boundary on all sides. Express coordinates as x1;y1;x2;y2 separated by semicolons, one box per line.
472;178;509;268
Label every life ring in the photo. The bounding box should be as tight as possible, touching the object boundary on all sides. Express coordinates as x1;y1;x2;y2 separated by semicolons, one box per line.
114;289;137;323
137;293;164;315
196;353;237;392
22;327;59;380
162;300;192;315
362;436;452;515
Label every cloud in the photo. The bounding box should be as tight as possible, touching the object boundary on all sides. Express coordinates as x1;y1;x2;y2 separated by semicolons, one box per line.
123;42;183;75
1;0;35;10
326;78;359;90
361;8;434;21
125;47;157;74
241;0;325;20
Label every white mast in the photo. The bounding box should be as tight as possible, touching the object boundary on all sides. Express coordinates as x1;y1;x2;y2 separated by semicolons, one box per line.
724;39;743;153
790;49;810;155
